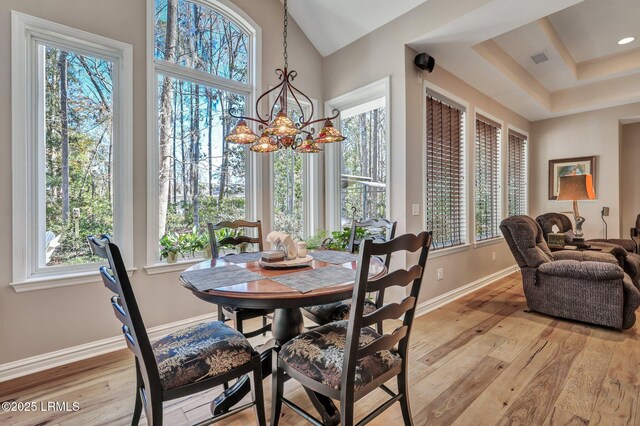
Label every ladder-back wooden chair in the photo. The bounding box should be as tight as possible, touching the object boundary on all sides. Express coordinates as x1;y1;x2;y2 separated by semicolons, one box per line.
207;220;272;338
303;218;397;332
273;231;432;426
87;235;266;426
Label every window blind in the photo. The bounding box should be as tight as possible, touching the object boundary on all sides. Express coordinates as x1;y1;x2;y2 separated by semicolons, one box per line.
425;92;465;249
507;130;527;216
474;115;501;241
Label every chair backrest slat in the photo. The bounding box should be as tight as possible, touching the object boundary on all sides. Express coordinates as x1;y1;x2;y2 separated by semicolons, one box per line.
366;265;423;293
357;326;408;360
360;297;416;328
111;296;127;325
208;219;264;258
99;267;120;294
340;231;431;392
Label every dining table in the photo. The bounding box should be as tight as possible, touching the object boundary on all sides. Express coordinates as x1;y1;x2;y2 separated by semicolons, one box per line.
179;250;386;425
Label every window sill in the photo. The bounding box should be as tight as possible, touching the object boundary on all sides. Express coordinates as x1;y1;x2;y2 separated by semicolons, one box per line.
473;237;505;249
429;244;471;259
10;268;136;293
144;257;208;276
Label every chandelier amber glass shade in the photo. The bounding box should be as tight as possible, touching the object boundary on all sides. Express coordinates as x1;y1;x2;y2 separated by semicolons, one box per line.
250;135;279;153
314;119;345;143
225;119;259;144
263;111;300;137
295;134;322;153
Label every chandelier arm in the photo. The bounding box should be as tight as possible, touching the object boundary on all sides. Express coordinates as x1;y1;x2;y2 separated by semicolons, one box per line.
287;81;317;125
254;73;287;122
299;108;340;129
237;115;268;126
228;109;244;119
270;81;289;121
287;88;310;125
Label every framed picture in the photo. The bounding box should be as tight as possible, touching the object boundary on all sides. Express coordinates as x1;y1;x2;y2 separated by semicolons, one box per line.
548;156;596;200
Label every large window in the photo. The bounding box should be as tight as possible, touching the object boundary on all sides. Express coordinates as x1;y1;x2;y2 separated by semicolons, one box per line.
339;98;387;225
151;0;256;261
12;12;132;288
425;91;466;249
507;130;528;216
272;102;310;238
474;115;502;241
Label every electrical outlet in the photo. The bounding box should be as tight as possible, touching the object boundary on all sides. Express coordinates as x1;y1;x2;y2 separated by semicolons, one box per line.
437;268;444;280
492;251;496;261
412;204;420;216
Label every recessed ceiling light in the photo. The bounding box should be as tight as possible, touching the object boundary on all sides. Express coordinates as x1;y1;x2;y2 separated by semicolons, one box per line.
618;36;635;45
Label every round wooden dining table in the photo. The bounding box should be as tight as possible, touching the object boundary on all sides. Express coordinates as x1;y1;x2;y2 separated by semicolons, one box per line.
180;253;386;424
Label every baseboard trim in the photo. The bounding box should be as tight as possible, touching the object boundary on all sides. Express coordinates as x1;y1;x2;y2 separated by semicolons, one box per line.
415;265;520;318
0;312;218;383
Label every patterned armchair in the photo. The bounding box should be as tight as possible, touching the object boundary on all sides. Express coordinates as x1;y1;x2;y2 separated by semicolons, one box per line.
501;216;640;329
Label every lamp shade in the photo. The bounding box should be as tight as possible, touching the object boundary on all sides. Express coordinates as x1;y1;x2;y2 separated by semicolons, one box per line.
295;134;322;153
250;135;279;153
314;119;346;143
557;174;595;201
225;119;259;144
263;111;300;137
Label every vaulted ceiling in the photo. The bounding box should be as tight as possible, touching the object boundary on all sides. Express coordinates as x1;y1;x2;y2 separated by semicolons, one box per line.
288;0;640;121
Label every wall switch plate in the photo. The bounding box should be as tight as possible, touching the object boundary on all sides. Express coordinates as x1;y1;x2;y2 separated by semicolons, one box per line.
437;268;444;280
412;204;420;216
492;251;496;261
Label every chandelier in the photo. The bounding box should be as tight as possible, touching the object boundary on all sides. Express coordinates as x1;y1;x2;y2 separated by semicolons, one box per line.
224;0;345;153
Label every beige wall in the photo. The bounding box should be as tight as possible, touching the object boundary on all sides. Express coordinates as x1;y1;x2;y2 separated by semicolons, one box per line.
0;0;323;364
529;103;640;240
405;46;529;302
621;122;640;233
321;1;530;306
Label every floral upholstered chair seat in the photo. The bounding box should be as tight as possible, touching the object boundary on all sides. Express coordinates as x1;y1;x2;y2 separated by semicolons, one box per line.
152;321;254;390
303;299;377;323
278;320;402;390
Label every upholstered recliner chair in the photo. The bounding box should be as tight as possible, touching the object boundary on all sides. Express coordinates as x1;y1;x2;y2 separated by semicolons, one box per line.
631;214;640;254
501;216;640;329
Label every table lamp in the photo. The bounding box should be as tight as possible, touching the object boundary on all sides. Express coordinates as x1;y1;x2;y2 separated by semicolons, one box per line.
556;174;595;241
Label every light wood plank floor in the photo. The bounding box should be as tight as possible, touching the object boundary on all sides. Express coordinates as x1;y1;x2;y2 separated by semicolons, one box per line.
1;272;639;425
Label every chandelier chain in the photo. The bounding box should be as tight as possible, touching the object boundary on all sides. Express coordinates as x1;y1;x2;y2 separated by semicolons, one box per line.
283;0;288;69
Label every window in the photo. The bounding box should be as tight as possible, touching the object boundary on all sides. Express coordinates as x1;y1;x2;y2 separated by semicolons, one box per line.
150;0;257;262
12;12;133;288
474;115;502;241
339;98;387;225
272;101;311;238
325;78;389;231
507;130;528;216
425;91;466;249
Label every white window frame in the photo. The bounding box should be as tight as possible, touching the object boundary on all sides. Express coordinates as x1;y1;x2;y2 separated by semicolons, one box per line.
11;12;134;291
505;125;529;217
145;0;262;268
268;96;318;237
324;76;391;232
472;109;504;247
422;82;471;258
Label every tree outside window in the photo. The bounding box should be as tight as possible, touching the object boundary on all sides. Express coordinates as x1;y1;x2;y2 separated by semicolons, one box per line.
339;100;387;225
154;0;251;254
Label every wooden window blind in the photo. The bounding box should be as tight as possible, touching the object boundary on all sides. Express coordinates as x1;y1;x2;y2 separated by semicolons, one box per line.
507;130;527;216
425;92;466;249
474;115;501;241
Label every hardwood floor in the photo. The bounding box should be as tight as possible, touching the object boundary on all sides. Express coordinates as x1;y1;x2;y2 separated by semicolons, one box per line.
1;272;639;425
